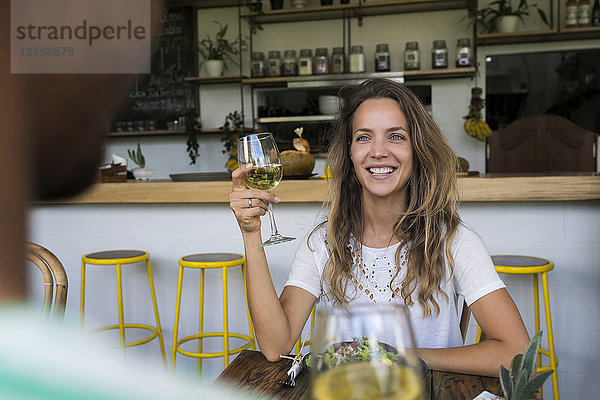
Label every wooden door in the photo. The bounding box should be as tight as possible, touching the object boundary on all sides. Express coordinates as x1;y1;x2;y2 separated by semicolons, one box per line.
487;115;597;173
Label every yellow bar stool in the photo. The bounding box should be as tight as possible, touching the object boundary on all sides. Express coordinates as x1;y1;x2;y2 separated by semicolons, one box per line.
80;250;166;365
295;306;315;354
171;253;255;376
477;255;559;400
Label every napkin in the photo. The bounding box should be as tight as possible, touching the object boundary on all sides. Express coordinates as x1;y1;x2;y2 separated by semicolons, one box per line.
473;391;503;400
112;154;127;166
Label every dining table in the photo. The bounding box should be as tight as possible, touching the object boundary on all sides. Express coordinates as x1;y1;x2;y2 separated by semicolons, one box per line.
215;350;504;400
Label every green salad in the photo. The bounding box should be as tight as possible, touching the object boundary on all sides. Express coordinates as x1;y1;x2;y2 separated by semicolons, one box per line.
316;335;399;369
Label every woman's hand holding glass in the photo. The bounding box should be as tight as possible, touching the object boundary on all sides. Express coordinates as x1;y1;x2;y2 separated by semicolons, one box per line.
234;132;295;247
230;163;278;235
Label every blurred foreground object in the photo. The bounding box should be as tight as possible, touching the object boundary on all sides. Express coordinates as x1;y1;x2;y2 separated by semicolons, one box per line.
0;307;247;400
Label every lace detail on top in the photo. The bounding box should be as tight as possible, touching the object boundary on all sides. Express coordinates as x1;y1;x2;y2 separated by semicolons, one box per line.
348;239;407;303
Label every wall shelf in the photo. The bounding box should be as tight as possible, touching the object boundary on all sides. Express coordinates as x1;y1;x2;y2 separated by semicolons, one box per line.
257;115;335;124
403;67;476;80
166;0;240;8
243;68;475;88
107;128;254;138
477;27;600;46
241;0;468;24
184;76;246;84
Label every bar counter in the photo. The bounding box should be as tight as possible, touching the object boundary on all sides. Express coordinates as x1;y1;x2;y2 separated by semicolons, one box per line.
60;174;600;204
29;173;599;393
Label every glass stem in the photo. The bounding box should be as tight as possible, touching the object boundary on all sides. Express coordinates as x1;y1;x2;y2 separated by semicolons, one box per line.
267;202;281;236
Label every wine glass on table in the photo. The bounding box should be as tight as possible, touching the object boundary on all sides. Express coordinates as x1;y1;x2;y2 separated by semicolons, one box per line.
311;304;425;400
237;132;295;247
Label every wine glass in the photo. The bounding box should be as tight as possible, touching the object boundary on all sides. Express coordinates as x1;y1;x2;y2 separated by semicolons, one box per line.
311;304;425;400
237;132;295;247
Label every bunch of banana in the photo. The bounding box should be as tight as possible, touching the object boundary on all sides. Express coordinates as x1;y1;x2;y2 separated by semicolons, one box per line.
463;87;492;141
464;117;492;141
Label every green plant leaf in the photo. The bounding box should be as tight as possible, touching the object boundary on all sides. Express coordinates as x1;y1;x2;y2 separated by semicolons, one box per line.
516;370;553;400
499;365;513;399
522;331;543;380
536;8;549;26
510;353;523;377
513;368;528;397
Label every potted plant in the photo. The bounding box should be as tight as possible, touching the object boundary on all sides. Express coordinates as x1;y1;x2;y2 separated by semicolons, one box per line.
128;143;154;180
479;0;549;33
198;21;240;77
220;111;245;172
184;110;200;165
498;331;553;400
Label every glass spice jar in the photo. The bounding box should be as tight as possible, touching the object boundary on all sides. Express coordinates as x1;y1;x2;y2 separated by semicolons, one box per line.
282;49;298;76
331;47;345;74
251;51;265;78
455;38;473;68
298;48;313;76
404;41;420;70
431;40;448;69
349;45;365;73
314;47;330;75
374;43;390;72
267;50;281;77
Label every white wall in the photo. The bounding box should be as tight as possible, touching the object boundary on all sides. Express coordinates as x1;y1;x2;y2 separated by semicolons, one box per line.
28;199;600;399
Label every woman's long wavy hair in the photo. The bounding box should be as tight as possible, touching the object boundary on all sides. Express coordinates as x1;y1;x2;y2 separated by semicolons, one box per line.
319;78;461;317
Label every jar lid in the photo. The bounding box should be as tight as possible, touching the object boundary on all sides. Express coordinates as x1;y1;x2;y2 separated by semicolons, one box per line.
457;38;471;47
350;45;364;54
315;47;328;56
332;47;344;54
283;49;296;58
300;48;312;57
432;40;446;49
268;50;281;58
405;41;419;50
251;51;265;59
375;43;389;52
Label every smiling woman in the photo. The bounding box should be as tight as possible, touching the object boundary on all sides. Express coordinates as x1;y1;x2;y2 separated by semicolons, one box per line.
228;78;529;379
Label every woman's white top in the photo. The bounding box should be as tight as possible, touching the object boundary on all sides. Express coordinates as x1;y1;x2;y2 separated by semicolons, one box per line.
285;223;505;348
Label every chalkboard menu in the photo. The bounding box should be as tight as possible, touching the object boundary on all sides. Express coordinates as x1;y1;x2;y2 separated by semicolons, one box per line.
111;6;196;133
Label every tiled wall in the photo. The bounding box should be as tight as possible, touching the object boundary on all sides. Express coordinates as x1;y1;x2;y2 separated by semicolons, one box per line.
28;200;600;397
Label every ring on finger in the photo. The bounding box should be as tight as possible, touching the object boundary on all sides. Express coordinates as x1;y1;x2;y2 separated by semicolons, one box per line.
248;198;253;208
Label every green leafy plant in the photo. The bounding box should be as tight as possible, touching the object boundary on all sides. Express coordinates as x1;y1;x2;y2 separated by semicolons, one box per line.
127;143;146;169
479;0;549;33
220;111;245;172
246;1;264;34
198;21;240;67
185;110;200;165
499;331;553;400
220;111;244;154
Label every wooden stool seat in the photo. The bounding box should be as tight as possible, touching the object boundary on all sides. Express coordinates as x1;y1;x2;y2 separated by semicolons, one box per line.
171;252;255;377
80;250;166;366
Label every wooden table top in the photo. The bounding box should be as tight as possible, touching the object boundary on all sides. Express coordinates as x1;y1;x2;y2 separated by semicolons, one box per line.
215;350;503;400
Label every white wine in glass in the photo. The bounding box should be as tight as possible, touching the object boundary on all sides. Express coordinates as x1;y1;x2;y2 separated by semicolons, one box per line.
311;304;425;400
238;132;295;247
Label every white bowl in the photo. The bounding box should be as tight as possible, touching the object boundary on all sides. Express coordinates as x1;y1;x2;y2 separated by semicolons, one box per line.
318;95;344;115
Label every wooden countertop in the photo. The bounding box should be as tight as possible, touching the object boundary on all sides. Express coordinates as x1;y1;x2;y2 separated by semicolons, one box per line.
49;174;600;204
